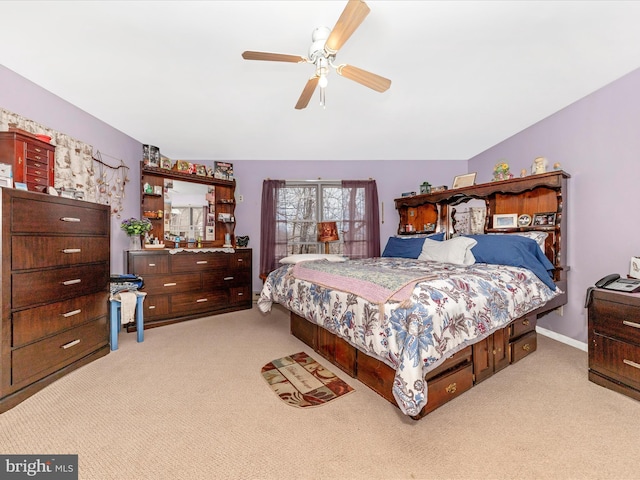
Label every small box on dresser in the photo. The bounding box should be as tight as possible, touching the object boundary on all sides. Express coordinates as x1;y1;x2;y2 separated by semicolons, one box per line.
0;189;110;413
588;288;640;402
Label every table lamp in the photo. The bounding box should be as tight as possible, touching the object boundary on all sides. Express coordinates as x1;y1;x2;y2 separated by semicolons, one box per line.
317;221;339;254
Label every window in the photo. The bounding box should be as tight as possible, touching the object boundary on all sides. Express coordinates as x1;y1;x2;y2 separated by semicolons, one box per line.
278;181;343;255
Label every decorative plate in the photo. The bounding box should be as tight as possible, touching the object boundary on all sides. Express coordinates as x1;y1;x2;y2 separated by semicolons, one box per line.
518;214;532;227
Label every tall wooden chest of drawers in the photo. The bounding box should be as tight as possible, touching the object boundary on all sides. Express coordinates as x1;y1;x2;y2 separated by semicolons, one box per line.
0;131;56;192
0;189;110;413
125;248;252;329
588;288;640;402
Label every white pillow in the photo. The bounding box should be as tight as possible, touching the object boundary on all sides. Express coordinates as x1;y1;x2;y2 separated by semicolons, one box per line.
279;254;348;264
418;237;477;265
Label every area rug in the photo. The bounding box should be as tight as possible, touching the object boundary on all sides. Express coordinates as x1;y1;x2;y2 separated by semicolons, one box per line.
261;352;354;408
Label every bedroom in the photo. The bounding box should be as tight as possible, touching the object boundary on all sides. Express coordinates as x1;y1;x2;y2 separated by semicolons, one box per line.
1;1;640;478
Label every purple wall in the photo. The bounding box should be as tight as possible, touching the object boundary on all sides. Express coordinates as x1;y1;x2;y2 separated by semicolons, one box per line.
0;65;142;272
468;67;640;343
4;62;639;345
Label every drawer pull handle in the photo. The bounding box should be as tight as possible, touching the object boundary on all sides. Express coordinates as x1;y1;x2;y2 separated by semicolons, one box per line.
237;292;244;296
196;298;208;303
61;339;81;349
237;259;244;262
148;263;156;267
196;261;208;264
522;343;531;352
62;248;81;254
224;276;234;281
149;305;156;310
60;217;81;222
623;359;640;370
34;147;43;153
522;319;530;326
164;282;177;287
623;320;640;329
62;279;82;286
62;309;82;318
445;383;457;394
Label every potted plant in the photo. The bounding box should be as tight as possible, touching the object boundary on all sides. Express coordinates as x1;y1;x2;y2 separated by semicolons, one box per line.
120;217;152;250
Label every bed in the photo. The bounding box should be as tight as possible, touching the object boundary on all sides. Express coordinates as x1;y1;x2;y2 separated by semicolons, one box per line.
258;171;569;419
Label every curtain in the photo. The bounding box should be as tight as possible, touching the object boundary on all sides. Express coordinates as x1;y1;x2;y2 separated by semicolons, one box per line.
341;180;380;258
259;179;287;276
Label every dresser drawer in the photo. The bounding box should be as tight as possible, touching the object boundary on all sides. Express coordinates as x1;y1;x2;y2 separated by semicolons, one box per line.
13;236;109;270
26;158;49;172
231;251;251;268
12;291;108;347
12;317;108;387
170;290;228;314
12;263;109;309
230;286;250;304
509;331;537;363
142;273;202;294
11;196;109;235
129;253;169;275
590;334;640;391
143;295;169;319
171;253;228;272
203;270;250;288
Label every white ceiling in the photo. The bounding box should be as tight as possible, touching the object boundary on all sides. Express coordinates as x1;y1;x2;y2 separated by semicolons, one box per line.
2;1;640;161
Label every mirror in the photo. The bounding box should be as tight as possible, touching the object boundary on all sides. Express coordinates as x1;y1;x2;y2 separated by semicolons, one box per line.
165;180;211;240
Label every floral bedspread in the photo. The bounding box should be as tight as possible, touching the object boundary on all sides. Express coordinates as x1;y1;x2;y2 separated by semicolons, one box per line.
258;258;559;416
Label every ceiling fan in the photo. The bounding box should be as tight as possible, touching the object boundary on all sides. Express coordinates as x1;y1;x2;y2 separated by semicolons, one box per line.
241;0;391;109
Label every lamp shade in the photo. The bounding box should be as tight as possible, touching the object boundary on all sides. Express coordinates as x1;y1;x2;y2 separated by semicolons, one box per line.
318;221;339;242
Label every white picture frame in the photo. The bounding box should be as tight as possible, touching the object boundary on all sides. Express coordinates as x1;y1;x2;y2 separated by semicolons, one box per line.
0;177;12;188
14;182;28;191
493;213;518;229
452;172;477;189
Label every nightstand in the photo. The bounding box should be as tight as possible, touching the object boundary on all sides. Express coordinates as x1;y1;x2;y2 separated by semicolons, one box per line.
588;288;640;401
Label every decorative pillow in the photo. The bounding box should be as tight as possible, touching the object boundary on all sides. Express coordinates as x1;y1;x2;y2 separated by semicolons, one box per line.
381;236;426;258
465;234;556;289
279;254;347;264
418;236;477;265
394;232;445;241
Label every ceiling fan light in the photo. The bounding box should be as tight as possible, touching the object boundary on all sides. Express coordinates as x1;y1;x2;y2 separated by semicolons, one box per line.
318;75;328;88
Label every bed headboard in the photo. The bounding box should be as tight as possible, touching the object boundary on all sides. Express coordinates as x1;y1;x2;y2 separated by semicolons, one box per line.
394;171;570;287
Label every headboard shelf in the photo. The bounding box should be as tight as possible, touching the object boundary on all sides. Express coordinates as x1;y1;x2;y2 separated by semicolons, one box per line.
395;170;570;293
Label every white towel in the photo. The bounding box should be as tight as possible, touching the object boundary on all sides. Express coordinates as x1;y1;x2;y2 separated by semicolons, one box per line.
116;291;138;325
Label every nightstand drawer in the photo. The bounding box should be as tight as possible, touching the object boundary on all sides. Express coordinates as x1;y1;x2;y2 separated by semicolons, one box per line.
590;299;640;345
590;334;640;391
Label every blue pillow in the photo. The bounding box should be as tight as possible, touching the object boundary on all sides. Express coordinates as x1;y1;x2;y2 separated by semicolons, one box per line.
382;237;425;258
465;234;556;290
381;233;445;258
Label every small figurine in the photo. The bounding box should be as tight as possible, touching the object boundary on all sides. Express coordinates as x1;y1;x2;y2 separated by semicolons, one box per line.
520;169;528;178
532;156;548;175
553;162;562;171
492;161;514;181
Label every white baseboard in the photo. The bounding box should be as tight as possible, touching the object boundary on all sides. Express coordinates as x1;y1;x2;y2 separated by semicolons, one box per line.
536;326;588;352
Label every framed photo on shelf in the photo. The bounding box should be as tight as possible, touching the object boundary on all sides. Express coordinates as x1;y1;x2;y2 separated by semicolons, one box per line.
175;160;190;172
196;164;207;176
492;213;518;229
14;182;28;191
517;214;532;227
160;157;172;169
452;172;477;189
532;212;556;226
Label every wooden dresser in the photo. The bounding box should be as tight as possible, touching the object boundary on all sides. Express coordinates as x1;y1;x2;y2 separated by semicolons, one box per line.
0;189;110;413
588;288;640;402
0;130;55;192
125;248;252;329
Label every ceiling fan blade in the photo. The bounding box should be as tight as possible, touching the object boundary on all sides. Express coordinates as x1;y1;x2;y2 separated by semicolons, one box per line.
324;0;370;55
336;64;391;92
295;76;320;110
241;51;307;63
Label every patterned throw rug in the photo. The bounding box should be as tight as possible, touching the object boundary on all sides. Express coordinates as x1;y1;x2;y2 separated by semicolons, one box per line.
261;352;354;408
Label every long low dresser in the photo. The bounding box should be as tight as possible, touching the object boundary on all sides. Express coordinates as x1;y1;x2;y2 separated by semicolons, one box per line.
125;248;252;329
0;188;110;413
